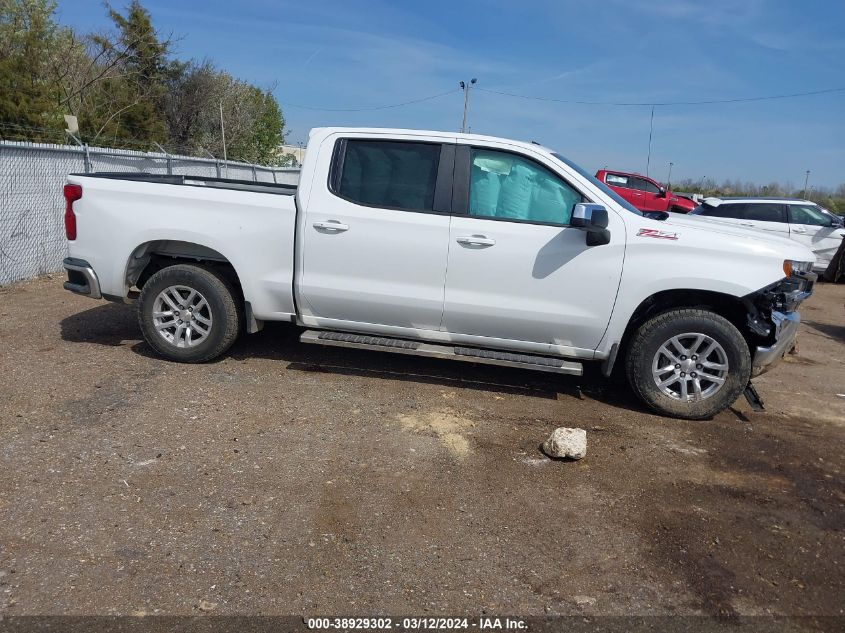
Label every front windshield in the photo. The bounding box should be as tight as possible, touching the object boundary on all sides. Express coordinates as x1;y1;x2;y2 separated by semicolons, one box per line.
551;152;642;216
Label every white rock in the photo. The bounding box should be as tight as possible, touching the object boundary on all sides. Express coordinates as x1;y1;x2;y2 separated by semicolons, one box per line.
543;427;587;460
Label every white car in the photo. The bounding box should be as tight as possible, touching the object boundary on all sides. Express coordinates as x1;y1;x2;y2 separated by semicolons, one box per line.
690;197;844;273
61;128;816;420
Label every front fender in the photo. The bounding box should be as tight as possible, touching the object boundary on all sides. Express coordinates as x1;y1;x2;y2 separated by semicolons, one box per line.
595;229;798;358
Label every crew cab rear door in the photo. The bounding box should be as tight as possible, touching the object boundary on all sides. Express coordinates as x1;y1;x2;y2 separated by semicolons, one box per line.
297;135;454;332
440;144;624;355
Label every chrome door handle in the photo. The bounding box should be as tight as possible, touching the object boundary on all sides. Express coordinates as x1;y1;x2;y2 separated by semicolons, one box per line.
456;235;496;247
313;220;349;232
792;227;807;234
739;222;754;227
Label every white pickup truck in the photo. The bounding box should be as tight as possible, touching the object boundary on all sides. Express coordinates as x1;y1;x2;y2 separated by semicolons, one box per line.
62;127;816;419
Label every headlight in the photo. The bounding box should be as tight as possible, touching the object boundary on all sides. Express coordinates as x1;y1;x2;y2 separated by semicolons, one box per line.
783;260;813;277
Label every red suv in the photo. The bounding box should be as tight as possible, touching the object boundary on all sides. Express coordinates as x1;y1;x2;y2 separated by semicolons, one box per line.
595;169;696;213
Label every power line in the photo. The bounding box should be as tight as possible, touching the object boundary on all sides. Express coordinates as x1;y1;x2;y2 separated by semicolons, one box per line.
278;89;459;112
475;85;845;107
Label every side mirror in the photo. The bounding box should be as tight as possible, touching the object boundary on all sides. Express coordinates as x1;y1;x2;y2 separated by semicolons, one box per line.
572;203;610;246
657;188;667;198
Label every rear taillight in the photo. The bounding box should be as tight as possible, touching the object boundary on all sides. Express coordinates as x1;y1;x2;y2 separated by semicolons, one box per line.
64;183;82;240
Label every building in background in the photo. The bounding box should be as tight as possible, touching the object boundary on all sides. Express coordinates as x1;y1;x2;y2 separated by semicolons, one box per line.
277;144;306;167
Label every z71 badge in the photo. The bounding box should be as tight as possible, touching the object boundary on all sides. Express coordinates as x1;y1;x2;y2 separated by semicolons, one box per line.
637;228;679;240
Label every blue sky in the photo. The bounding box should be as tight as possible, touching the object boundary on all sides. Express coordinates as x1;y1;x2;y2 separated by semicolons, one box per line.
57;0;845;188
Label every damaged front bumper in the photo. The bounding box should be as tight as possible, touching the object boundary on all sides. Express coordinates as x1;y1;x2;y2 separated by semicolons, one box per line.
747;271;815;377
751;310;800;376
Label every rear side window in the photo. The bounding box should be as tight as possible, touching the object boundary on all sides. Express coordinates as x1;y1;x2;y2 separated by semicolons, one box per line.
468;149;582;225
605;173;630;187
697;203;786;223
692;204;720;216
725;203;785;222
334;140;440;211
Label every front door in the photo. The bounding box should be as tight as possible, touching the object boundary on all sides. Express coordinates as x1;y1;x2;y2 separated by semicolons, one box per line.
298;136;453;332
441;146;625;355
787;203;845;270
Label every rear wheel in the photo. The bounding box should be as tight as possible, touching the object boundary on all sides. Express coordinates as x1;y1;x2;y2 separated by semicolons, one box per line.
625;309;750;419
138;264;241;363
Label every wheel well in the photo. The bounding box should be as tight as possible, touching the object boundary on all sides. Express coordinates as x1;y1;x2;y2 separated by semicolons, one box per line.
618;289;751;360
126;240;243;301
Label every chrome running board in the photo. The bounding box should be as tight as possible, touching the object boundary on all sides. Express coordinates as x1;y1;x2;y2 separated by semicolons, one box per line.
300;330;583;376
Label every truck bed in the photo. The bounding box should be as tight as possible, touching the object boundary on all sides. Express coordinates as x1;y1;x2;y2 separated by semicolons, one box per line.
66;171;299;321
73;172;297;196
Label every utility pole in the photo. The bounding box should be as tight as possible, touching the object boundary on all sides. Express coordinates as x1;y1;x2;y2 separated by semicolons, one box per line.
667;162;674;190
219;101;227;176
459;78;477;133
803;170;810;199
645;105;655;177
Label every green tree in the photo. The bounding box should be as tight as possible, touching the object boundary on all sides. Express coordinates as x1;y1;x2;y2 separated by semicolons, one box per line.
160;59;218;151
0;0;62;137
1;0;286;162
229;85;285;164
82;0;169;145
179;70;285;163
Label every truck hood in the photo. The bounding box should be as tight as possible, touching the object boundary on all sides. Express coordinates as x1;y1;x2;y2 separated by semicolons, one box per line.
647;213;816;262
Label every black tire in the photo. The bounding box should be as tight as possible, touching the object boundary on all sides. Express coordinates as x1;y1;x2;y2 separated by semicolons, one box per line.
625;309;750;420
137;264;241;363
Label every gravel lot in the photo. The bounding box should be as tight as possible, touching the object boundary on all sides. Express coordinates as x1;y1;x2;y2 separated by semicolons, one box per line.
0;277;843;618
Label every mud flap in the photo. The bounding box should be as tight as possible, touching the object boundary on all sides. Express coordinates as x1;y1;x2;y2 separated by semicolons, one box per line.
743;381;765;412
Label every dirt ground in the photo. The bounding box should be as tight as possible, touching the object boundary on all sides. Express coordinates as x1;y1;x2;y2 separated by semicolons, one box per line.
0;277;842;619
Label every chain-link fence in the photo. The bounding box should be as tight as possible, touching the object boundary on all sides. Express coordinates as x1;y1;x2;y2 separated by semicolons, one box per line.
0;140;300;286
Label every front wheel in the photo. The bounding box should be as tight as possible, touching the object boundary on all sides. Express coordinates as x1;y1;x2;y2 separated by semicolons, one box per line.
625;309;751;420
138;264;242;363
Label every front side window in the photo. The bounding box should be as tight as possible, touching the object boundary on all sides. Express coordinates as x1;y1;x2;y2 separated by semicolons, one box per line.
627;176;659;193
627;177;647;191
641;179;661;194
468;149;582;225
789;204;830;226
336;140;440;211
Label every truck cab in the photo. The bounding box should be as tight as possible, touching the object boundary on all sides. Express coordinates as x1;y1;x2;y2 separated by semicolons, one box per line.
595;169;696;214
